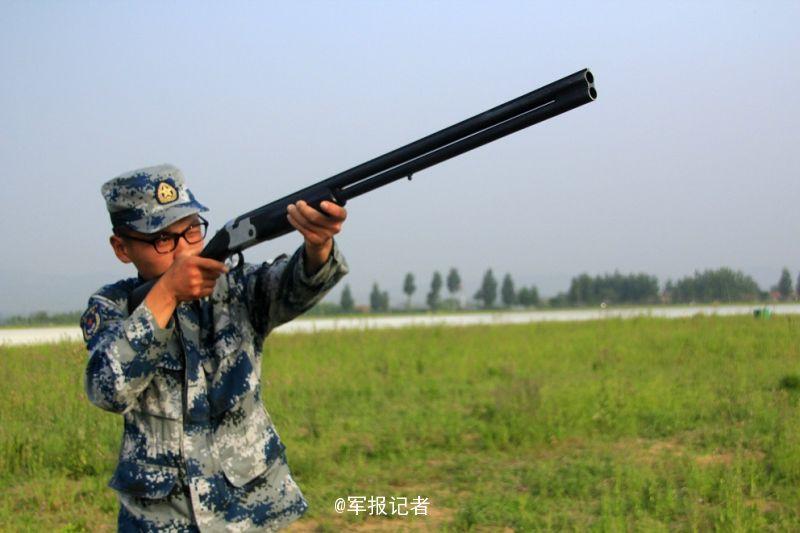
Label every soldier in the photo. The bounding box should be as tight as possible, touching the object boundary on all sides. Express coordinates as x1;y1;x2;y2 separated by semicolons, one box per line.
82;164;348;531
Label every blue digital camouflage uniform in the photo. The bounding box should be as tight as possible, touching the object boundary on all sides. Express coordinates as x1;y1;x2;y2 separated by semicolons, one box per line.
83;165;348;531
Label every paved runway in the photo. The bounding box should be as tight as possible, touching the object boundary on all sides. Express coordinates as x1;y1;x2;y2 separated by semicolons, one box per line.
2;304;797;346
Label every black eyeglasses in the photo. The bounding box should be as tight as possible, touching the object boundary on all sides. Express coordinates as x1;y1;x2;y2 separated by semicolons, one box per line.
116;216;209;254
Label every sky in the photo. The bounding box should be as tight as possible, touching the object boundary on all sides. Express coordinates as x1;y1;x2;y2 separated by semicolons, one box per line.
1;1;799;315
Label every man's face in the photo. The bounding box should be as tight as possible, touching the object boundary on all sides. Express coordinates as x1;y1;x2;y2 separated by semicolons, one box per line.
110;215;205;280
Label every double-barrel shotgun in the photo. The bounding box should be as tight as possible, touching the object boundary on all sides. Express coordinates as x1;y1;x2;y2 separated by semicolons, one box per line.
128;68;597;313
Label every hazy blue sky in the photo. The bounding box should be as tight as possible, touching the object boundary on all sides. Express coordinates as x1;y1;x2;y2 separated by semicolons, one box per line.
1;1;799;315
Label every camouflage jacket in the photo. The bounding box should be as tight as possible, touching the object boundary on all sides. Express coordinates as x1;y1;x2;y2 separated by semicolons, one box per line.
82;241;347;531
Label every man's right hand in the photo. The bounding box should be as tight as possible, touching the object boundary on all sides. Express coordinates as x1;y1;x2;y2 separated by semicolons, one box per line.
145;254;228;328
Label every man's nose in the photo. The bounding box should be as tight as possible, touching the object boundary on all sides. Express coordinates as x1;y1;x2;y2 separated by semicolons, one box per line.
172;233;203;258
173;234;192;256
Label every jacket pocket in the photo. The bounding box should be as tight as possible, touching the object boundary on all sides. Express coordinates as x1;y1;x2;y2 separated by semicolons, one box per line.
214;393;286;487
109;460;178;499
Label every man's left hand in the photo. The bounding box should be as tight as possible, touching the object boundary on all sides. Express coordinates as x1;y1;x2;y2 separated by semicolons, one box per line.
286;200;347;275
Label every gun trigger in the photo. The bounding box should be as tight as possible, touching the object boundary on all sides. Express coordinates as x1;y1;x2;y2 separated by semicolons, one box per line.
407;173;413;181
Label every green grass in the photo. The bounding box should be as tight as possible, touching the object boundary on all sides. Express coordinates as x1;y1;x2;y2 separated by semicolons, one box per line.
1;315;800;531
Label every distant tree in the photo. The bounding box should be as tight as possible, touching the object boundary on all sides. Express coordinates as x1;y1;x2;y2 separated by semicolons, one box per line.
671;268;762;303
370;283;389;312
426;271;443;311
340;284;354;312
381;290;390;311
441;267;463;310
474;269;498;308
446;268;462;295
566;271;659;306
518;285;540;307
778;268;794;301
549;292;568;308
663;279;675;303
796;272;800;300
532;286;540;306
567;273;593;306
403;273;416;309
501;274;516;307
370;283;381;312
518;287;530;307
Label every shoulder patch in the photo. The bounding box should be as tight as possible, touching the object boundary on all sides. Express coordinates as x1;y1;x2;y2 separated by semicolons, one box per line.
81;305;101;342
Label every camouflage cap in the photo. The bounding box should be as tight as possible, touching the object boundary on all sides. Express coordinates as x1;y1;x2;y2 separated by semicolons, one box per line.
101;164;208;234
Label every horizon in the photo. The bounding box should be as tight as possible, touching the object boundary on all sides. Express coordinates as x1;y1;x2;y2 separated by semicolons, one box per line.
0;263;792;320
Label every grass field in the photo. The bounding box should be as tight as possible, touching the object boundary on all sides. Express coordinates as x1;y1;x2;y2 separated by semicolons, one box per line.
1;315;800;531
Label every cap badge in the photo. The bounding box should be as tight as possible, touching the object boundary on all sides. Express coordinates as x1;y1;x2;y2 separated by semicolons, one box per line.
156;181;178;204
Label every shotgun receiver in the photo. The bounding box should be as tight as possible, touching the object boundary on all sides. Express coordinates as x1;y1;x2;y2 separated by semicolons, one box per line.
128;68;597;313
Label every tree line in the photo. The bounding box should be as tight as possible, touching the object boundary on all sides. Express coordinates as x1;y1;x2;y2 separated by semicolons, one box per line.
0;310;83;327
319;266;798;315
3;268;799;325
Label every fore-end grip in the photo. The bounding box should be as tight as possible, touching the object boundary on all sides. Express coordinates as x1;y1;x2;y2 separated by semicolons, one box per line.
305;186;347;212
245;186;346;243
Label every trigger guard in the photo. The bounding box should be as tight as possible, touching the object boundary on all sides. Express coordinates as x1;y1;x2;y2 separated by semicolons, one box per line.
226;252;245;271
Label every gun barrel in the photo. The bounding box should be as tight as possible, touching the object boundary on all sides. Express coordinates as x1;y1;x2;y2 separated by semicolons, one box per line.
340;81;596;200
288;68;594;198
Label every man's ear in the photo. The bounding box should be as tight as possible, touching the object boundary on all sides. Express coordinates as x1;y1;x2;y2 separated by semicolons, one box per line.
109;235;133;264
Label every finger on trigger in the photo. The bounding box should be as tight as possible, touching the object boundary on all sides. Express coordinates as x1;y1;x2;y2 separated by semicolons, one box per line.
201;269;223;281
197;257;228;274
